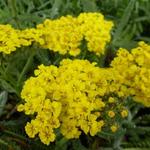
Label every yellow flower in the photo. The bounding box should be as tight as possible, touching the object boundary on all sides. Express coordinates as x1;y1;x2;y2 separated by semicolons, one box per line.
17;104;24;112
61;120;81;139
39;127;55;145
111;41;150;107
0;13;113;56
108;97;115;103
108;111;115;118
77;13;114;55
18;58;131;145
121;110;128;118
111;125;118;132
0;25;20;54
25;121;38;138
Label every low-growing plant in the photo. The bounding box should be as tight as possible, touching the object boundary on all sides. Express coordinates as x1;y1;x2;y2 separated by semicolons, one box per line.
0;0;150;150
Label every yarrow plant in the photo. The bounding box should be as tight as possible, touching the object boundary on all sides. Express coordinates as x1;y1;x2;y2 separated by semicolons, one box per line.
0;24;21;54
17;41;150;145
111;41;150;107
0;24;44;54
18;59;129;145
0;13;113;56
0;11;150;148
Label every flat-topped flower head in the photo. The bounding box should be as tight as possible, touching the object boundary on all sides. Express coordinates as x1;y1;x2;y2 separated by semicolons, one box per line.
0;13;113;56
111;42;150;107
0;24;20;54
18;58;130;145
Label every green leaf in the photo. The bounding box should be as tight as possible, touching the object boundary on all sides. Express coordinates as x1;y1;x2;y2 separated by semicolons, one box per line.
72;139;88;150
124;148;149;150
50;0;64;18
55;137;68;150
0;91;8;117
0;138;9;146
0;79;18;94
113;0;136;45
80;0;98;12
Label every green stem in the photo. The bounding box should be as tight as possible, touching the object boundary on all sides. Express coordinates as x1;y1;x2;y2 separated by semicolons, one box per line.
99;131;114;137
50;0;63;18
0;105;7;108
0;138;9;146
17;49;35;87
0;78;20;97
81;48;87;59
91;138;98;150
4;130;28;141
53;54;63;65
56;137;68;149
8;0;20;28
113;136;123;150
98;54;106;67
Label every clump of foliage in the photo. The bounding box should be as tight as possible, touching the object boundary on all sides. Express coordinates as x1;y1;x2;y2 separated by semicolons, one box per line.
0;0;150;150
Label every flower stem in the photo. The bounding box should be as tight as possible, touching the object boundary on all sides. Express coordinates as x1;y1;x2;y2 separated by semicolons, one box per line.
17;49;35;87
8;0;20;28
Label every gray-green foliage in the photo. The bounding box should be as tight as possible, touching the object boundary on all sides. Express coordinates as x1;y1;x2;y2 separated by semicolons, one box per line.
0;0;150;150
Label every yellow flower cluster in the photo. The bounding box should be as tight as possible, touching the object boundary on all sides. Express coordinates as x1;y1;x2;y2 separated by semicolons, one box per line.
18;59;126;145
111;41;150;107
0;25;20;54
111;125;118;132
121;109;128;118
108;110;115;118
17;41;150;145
37;13;113;55
18;28;44;46
0;25;44;54
37;15;82;56
77;13;113;55
105;96;127;133
0;13;113;56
